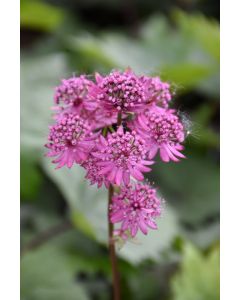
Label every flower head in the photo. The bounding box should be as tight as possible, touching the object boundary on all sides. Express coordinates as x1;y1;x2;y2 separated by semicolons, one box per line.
92;126;153;186
90;69;150;113
54;76;97;114
45;113;95;168
141;76;172;108
82;154;110;188
132;107;186;162
110;183;162;237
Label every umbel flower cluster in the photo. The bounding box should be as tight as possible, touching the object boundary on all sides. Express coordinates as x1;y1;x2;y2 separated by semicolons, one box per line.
45;69;187;242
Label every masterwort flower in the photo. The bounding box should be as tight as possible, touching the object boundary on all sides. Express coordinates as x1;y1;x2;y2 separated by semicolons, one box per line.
54;75;97;115
92;126;154;186
110;183;163;237
45;113;96;168
90;69;151;113
82;154;110;188
132;107;186;162
141;76;172;108
45;69;189;248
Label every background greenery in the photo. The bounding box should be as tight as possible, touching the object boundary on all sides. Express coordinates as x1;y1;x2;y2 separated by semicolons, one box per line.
20;0;220;299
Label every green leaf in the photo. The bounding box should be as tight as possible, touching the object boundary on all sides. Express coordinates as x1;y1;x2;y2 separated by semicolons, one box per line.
41;161;108;243
171;244;220;300
21;53;68;152
149;155;220;227
21;0;64;32
182;223;219;249
161;63;212;90
21;246;89;300
68;10;219;96
21;154;42;200
174;10;220;62
71;211;97;240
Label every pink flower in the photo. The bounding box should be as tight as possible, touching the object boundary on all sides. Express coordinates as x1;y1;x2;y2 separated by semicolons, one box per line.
141;76;172;108
82;154;110;188
132;107;186;162
92;126;153;186
54;75;97;114
110;183;162;237
89;69;151;113
45;113;96;169
91;109;119;130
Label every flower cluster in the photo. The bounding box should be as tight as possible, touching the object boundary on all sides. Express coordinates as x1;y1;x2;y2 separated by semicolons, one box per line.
45;113;96;169
89;69;151;113
45;69;187;242
131;107;185;162
110;184;162;237
93;126;153;186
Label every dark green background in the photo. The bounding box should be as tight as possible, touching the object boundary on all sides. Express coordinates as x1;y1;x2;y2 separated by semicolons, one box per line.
21;0;220;299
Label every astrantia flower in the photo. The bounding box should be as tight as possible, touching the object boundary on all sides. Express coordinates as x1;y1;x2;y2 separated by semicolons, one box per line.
141;76;172;108
90;69;150;113
110;183;162;237
91;109;119;130
132;107;186;162
82;154;110;188
54;76;97;114
92;126;153;186
45;113;96;168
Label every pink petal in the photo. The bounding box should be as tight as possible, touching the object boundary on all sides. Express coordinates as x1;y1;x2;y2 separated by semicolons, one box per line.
130;167;144;181
122;219;129;231
123;171;130;185
136;164;152;172
159;146;170;162
141;160;155;165
107;167;117;183
163;144;179;162
148;145;158;159
115;168;123;186
99;165;113;175
92;152;108;159
130;225;138;237
139;219;148;235
111;210;125;223
117;126;124;134
146;219;158;229
167;144;186;158
138;114;149;130
99;135;108;146
95;72;103;83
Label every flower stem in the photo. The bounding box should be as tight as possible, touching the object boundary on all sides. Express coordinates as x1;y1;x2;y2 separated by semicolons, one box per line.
108;184;121;300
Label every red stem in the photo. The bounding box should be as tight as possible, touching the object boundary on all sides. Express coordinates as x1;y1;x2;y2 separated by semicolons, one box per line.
108;185;121;300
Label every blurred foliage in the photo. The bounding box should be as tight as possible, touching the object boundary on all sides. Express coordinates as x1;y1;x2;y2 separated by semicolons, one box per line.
20;154;42;200
21;0;219;299
21;0;65;32
67;11;219;96
21;245;89;300
171;244;220;300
